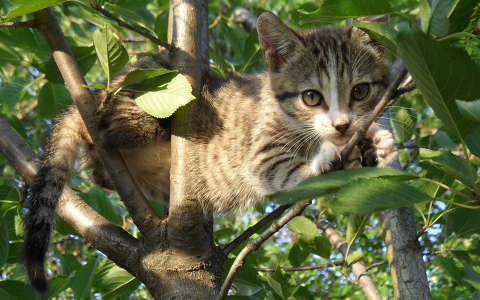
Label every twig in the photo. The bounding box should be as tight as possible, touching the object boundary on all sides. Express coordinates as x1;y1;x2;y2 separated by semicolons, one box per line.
90;2;173;51
317;218;382;300
0;20;36;27
339;62;408;162
395;142;440;151
256;260;344;272
121;38;146;43
34;8;161;236
391;82;416;99
223;204;292;254
215;200;310;300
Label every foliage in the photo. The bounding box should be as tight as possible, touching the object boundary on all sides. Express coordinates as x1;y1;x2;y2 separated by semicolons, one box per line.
0;0;479;299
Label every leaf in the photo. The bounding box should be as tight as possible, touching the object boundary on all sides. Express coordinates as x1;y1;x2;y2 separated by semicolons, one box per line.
46;276;71;299
456;99;480;123
93;261;140;300
121;68;176;88
1;0;68;22
436;256;463;283
81;190;123;226
463;264;480;290
297;0;396;24
288;243;309;266
0;81;23;114
391;105;416;142
38;82;71;118
0;219;9;269
269;167;415;205
346;251;364;265
446;207;480;237
329;178;431;214
428;0;451;36
419;149;477;190
71;258;98;299
93;24;129;87
396;29;480;144
136;73;196;118
353;21;398;55
287;216;319;242
448;0;480;33
0;280;39;300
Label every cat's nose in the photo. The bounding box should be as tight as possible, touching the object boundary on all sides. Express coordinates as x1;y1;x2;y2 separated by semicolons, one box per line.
334;122;350;134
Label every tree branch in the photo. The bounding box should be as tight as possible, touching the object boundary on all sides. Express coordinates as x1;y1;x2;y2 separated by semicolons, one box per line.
33;8;161;237
90;2;173;51
317;218;382;300
0;116;141;275
216;200;311;300
223;204;292;254
256;260;343;272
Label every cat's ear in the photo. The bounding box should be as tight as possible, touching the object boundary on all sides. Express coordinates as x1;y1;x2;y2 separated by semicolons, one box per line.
257;12;304;71
348;27;386;58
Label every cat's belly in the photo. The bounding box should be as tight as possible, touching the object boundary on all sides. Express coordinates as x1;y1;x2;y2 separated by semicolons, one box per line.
120;138;171;204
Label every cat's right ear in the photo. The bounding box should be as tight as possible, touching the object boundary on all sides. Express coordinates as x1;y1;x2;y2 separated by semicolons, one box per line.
257;12;304;71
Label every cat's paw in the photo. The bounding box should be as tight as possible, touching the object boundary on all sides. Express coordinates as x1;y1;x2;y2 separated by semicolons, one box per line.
365;124;398;168
311;141;342;174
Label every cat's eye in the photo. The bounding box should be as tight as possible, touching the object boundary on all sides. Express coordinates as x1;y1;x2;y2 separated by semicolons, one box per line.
351;83;370;101
301;90;323;106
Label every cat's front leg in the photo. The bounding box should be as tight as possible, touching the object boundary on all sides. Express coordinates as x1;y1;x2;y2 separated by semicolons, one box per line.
364;123;398;167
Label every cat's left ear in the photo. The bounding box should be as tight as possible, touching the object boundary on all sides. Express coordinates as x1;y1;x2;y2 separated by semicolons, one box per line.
257;12;304;71
349;27;386;58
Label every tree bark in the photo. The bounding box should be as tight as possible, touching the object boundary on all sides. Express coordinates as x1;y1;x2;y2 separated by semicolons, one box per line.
380;60;431;300
137;1;224;299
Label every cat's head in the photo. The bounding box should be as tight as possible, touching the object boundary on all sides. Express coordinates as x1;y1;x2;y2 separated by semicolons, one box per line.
257;12;388;145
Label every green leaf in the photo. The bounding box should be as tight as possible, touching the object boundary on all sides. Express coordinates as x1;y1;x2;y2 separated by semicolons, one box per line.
291;286;314;300
354;21;398;55
329;178;431;214
269;168;415;205
391;105;416;142
136;73;196;118
297;0;396;24
287;216;319;242
93;24;129;88
38;82;71;118
396;29;480;143
0;219;9;269
288;243;309;266
121;68;176;88
428;0;452;36
446;207;480;237
0;280;39;300
456;99;480;123
46;276;71;299
1;0;68;22
448;0;480;33
463;264;480;290
436;256;463;283
345;251;364;265
93;261;140;300
81;190;123;226
0;81;23;114
71;258;98;299
419;149;477;190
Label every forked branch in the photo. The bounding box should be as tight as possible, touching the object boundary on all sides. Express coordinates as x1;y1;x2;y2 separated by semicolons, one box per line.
216;200;311;300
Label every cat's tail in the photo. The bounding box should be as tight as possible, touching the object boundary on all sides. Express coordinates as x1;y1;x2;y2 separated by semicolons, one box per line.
24;106;88;292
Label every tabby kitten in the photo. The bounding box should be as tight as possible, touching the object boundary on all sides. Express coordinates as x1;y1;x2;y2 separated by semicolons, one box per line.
24;12;396;291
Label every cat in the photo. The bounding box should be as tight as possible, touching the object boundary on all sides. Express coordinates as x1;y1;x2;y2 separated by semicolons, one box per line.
23;11;397;292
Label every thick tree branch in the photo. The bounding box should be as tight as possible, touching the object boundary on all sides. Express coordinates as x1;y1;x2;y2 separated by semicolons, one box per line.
216;200;311;300
223;204;292;254
0;116;140;275
33;8;161;237
317;218;382;300
90;2;173;51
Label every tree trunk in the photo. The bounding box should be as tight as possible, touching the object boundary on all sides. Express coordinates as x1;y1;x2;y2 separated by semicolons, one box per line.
138;1;224;299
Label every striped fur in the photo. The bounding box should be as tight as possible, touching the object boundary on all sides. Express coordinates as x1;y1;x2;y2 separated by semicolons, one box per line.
24;12;394;291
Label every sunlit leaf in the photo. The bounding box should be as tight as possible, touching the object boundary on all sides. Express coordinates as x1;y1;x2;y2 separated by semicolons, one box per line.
136;73;195;118
1;0;68;22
